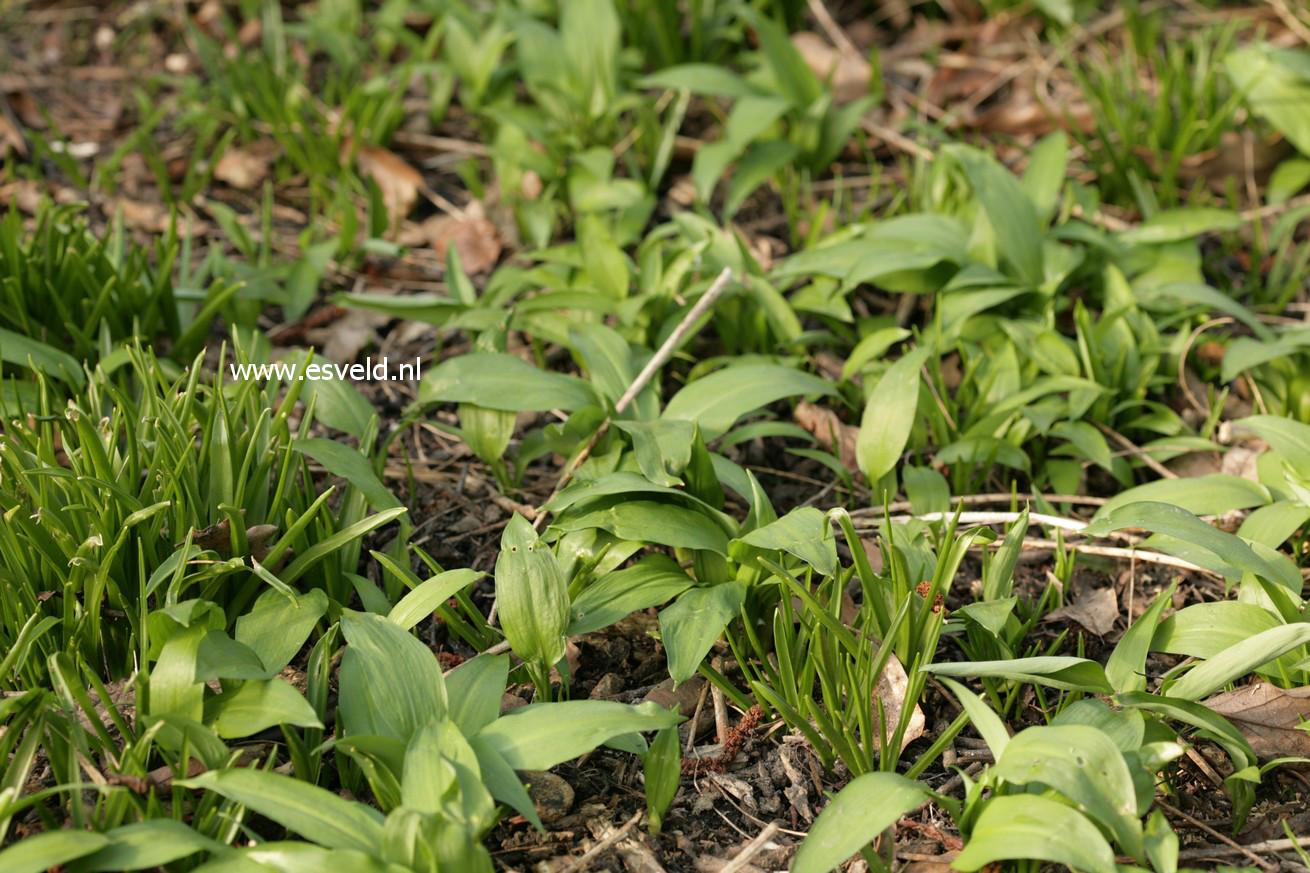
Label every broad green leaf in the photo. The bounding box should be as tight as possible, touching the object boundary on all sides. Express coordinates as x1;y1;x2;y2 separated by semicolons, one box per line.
569;555;696;636
209;678;323;738
235;588;329;674
1094;475;1270;518
195;632;274;681
857;346;932;483
292;439;402;513
1226;46;1310;155
944;145;1043;285
388;569;483;632
474;700;682;770
662;364;836;440
1146;809;1179;873
446;654;510;736
239;842;394;873
614;419;696;487
1022;131;1069;215
290;352;376;438
1117;208;1243;244
659;582;747;684
278;507;408;584
1107;581;1177;694
791;773;929;873
555;499;729;554
927;656;1112;693
1152;601;1281;660
953;795;1116;873
938;677;1010;758
469;735;544;831
339;610;446;744
0;830;109;873
420;352;598;412
1240;502;1310;548
995;725;1143;859
0;327;85;386
180;768;384;853
842;326;911;379
1084;502;1279;582
1168;623;1310;700
1238;415;1310;472
734;507;837;576
67;820;222;872
336;291;464;325
725;140;798;218
638;64;763;98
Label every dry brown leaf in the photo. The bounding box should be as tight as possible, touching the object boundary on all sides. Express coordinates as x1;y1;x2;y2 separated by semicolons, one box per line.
421;212;502;274
794;400;859;472
1203;683;1310;760
213;141;278;190
0;113;27;158
1046;586;1118;636
351;144;423;233
876;651;926;752
791;32;872;102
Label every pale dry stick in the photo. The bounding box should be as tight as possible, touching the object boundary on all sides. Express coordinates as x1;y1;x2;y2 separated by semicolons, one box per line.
1094;421;1179;480
1157;800;1275;872
557;809;645;873
719;822;782;873
686;675;712;755
847;492;1109;516
1012;537;1219;577
1179;834;1310;862
807;0;861;58
530;267;735;532
879;509;1093;536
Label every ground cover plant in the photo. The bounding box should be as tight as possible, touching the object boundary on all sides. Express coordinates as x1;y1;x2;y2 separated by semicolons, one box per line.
5;0;1310;870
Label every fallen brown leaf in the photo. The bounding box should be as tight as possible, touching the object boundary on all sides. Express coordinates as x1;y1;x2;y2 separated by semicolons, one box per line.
420;211;502;274
876;651;926;752
794;400;859;472
1046;586;1118;636
213;141;278;190
0;113;27;158
791;32;872;103
1203;683;1310;760
351;143;424;233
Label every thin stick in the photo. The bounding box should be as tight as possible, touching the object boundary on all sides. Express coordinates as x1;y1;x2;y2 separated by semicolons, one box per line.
1157;800;1274;871
615;267;734;414
1178;834;1310;861
719;822;782;873
1014;538;1217;577
1095;421;1178;480
532;268;735;531
558;809;645;873
848;492;1108;515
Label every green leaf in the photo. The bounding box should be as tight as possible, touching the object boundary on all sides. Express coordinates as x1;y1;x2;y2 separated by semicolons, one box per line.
0;830;109;873
614;419;697;487
1146;809;1179;873
0;326;86;386
235;587;329;674
388;569;483;632
1093;475;1270;518
67;820;222;872
446;654;509;737
180;768;384;853
927;656;1113;693
339;609;446;744
278;507;407;584
662;364;836;440
1226;46;1310;155
1238;415;1310;471
1107;581;1177;694
944;145;1043;285
791;773;929;873
644;727;682;836
555;500;729;554
292;439;402;513
209;678;323;738
994;725;1143;859
638;64;763;98
1022;131;1069;215
1152;601;1283;660
953;795;1116;873
569;554;696;636
1117;208;1244;244
937;677;1010;758
291;352;376;438
659;582;747;684
420;353;597;412
735;507;837;576
1168;623;1310;701
857;347;932;483
1084;502;1279;582
725;140;799;218
474;700;683;770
